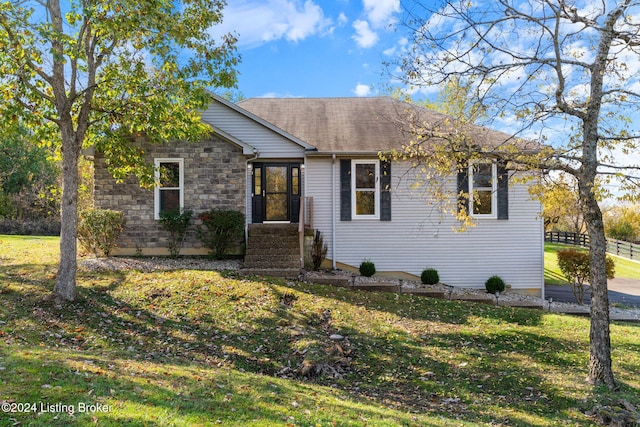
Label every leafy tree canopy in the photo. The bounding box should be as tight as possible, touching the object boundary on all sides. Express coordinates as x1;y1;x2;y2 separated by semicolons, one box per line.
0;0;239;185
0;0;239;301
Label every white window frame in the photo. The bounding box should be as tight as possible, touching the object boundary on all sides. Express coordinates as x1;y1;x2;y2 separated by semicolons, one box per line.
154;158;184;220
469;161;497;219
352;159;380;220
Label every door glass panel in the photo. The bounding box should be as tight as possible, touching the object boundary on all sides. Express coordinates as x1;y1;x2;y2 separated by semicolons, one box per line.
254;166;261;195
266;166;287;192
292;167;299;195
264;165;289;221
266;194;288;221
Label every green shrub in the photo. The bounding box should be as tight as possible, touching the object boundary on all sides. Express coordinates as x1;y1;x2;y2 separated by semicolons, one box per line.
485;275;506;294
421;268;440;285
0;218;61;236
159;209;193;258
197;209;245;258
77;209;125;257
310;230;328;270
557;249;615;305
359;260;376;277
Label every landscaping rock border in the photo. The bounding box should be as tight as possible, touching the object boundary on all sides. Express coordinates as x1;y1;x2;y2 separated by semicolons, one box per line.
79;257;640;322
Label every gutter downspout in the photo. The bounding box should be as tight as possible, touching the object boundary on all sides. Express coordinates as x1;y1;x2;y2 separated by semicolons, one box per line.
332;154;337;270
300;154;308;270
245;150;259;245
539;170;545;301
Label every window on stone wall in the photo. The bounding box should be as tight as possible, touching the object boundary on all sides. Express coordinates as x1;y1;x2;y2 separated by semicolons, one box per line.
154;158;184;219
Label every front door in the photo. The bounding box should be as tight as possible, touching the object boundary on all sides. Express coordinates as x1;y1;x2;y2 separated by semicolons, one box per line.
252;163;301;223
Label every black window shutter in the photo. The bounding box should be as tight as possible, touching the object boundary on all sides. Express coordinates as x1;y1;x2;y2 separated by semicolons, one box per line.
380;160;391;221
457;167;469;215
497;164;509;220
340;159;351;221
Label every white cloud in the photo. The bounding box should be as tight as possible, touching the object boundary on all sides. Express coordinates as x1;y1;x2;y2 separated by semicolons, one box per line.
338;12;348;26
352;20;379;48
349;0;400;50
363;0;400;28
353;83;372;97
211;0;331;48
383;36;408;56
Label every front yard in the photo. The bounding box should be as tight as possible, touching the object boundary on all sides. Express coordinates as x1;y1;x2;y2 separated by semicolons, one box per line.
1;235;639;426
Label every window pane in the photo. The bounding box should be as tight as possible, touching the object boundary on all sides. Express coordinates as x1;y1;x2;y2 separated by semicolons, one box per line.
355;163;376;189
473;190;493;215
356;191;375;215
160;189;180;213
473;163;493;188
159;162;180;188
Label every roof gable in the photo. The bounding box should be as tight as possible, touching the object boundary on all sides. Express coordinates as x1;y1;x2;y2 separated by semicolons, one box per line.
203;94;315;154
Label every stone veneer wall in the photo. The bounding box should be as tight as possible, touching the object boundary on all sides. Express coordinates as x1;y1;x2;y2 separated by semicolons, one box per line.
93;136;247;255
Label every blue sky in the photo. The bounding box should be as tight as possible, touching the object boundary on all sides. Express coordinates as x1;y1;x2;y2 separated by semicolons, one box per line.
210;0;411;99
209;0;639;199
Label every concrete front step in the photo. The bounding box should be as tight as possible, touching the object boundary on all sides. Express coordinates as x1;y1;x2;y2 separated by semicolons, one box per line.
245;245;299;256
248;224;299;236
245;224;301;270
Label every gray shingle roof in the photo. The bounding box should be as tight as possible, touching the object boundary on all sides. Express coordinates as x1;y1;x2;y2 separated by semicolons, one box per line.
237;96;527;154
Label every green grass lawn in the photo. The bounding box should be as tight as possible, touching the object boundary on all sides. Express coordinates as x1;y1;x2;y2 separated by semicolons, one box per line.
1;235;639;426
545;242;640;285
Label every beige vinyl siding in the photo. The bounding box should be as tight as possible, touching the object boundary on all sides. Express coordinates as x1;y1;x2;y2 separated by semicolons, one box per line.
201;101;307;159
306;158;543;292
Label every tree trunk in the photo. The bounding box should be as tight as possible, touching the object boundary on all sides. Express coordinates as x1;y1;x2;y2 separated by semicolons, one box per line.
580;186;616;389
53;133;80;302
48;0;81;303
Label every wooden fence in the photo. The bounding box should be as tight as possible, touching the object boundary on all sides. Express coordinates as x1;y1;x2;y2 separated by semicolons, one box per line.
545;231;639;261
544;231;590;247
607;238;639;261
